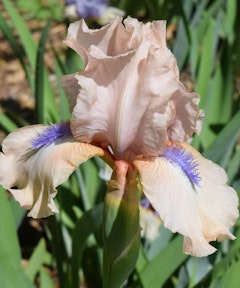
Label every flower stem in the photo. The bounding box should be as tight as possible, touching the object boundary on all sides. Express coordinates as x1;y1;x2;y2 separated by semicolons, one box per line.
102;160;141;288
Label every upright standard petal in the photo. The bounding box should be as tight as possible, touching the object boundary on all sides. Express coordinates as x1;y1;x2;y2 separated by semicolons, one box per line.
63;16;123;65
63;17;200;158
0;123;105;218
133;142;239;257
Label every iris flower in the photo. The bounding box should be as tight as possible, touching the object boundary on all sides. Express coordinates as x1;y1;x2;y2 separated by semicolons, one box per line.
65;0;109;19
65;0;125;26
0;17;238;257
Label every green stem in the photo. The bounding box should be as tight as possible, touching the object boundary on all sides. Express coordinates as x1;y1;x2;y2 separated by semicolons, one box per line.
102;160;141;288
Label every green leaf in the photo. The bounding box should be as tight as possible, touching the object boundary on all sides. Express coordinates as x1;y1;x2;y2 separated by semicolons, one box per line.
2;0;37;70
25;238;49;282
47;216;69;288
138;235;188;288
54;60;71;121
72;204;103;288
216;260;240;288
203;109;240;167
9;198;26;230
227;147;240;184
16;0;41;15
0;113;18;132
82;246;103;287
195;20;219;148
0;187;34;288
0;12;33;90
39;268;55;288
80;159;101;208
3;0;58;123
207;65;223;124
34;20;58;123
224;0;237;44
35;21;51;123
206;226;240;288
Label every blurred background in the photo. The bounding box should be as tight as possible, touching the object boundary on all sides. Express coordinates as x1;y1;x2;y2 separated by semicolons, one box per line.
0;0;239;287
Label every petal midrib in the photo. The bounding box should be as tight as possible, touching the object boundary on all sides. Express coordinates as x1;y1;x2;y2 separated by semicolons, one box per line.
113;51;142;157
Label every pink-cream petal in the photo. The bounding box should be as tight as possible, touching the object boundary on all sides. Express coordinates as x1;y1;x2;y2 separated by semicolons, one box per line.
61;74;79;112
0;125;105;218
64;17;132;64
64;17;200;157
70;51;135;150
133;144;238;257
168;88;200;142
69;39;169;155
64;17;170;62
181;143;239;232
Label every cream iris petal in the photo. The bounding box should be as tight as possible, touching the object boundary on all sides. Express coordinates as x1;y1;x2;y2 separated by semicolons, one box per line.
133;142;239;257
0;124;105;218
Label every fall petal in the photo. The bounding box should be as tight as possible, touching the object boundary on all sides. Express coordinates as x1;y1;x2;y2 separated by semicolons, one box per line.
133;142;239;257
0;123;105;218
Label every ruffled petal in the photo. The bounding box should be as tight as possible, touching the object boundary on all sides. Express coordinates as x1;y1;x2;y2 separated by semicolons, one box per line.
0;124;105;218
64;16;126;65
133;142;239;257
63;17;200;158
167;87;200;142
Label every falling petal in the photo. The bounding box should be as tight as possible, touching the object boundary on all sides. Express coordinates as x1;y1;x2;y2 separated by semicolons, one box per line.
134;142;239;257
0;123;105;218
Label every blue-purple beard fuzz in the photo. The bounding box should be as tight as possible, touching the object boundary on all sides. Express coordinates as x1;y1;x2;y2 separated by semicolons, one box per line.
31;122;73;149
162;143;201;187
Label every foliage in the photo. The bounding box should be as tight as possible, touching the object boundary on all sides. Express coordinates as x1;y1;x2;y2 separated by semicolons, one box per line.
0;0;239;287
16;0;64;21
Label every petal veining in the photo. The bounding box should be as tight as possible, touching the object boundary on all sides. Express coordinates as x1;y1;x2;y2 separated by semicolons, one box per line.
133;143;239;257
